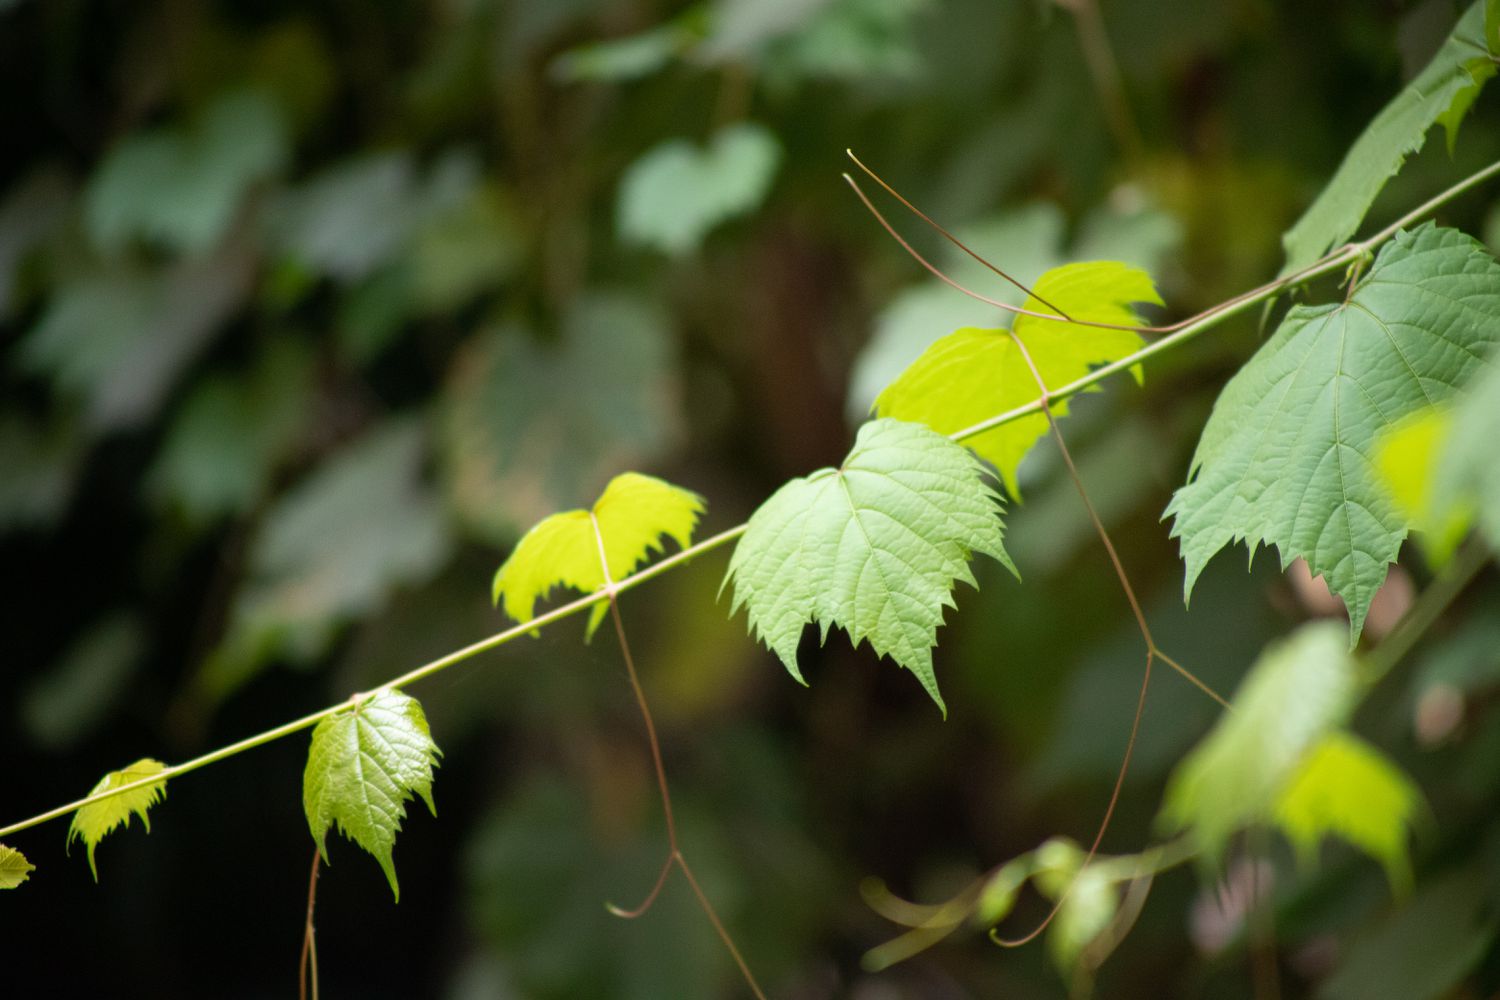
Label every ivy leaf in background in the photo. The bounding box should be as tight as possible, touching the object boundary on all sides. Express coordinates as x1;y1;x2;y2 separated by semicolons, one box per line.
1168;225;1500;641
1374;407;1472;565
147;337;313;525
303;689;440;901
617;123;781;255
1280;3;1493;274
85;89;288;257
198;418;451;704
875;261;1159;499
724;417;1015;715
0;844;35;889
442;293;681;540
1273;731;1420;890
492;472;705;638
19;241;256;433
1160;623;1357;863
67;758;168;880
267;150;477;285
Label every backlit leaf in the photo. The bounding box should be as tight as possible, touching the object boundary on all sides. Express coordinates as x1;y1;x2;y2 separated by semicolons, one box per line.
1160;623;1357;862
1374;407;1472;564
617;123;781;255
1280;3;1493;274
875;260;1159;498
1434;352;1500;555
492;472;705;639
303;689;441;901
1167;225;1500;641
67;758;168;881
1273;731;1420;890
723;417;1015;714
0;844;35;889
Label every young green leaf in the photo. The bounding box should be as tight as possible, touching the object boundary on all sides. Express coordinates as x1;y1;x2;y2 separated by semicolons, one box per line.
723;417;1015;715
491;471;705;638
1160;623;1357;863
1280;2;1494;274
67;757;168;880
1167;224;1500;641
1273;732;1420;891
303;689;441;901
0;844;35;889
875;260;1158;498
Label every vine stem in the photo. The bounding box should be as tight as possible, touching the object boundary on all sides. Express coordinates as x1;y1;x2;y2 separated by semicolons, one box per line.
588;514;768;1000
0;157;1494;843
298;847;321;1000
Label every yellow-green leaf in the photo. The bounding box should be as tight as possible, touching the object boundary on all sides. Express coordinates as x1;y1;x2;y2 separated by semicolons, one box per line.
67;757;168;880
1274;732;1420;891
1374;407;1473;565
491;472;705;638
1159;623;1357;862
0;844;35;889
875;261;1159;499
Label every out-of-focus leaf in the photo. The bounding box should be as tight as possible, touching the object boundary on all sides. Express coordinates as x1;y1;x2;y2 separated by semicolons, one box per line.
1435;353;1500;556
551;17;703;82
22;613;144;751
267;149;476;283
846;199;1180;421
703;0;927;82
67;759;168;881
442;293;681;541
1280;3;1493;274
85;90;288;256
0;167;72;318
147;337;314;524
724;417;1015;714
1160;622;1358;862
0;844;34;889
1273;732;1420;890
1374;406;1472;565
1317;869;1498;1000
18;239;256;432
200;419;451;702
617;123;781;255
874;260;1158;499
1168;225;1500;641
410;185;519;312
1048;865;1117;975
304;689;440;901
491;472;704;638
0;412;85;532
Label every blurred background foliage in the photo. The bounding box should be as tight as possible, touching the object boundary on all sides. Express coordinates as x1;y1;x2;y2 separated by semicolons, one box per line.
2;0;1499;997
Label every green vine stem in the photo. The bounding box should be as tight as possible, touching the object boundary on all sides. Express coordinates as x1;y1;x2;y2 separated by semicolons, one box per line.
2;156;1496;844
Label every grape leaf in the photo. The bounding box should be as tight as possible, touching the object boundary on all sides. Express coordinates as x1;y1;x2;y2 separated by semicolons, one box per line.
303;689;441;901
1280;3;1493;274
0;844;35;889
492;472;705;638
874;261;1159;499
1159;623;1357;862
617;123;781;254
67;758;168;880
723;417;1015;715
1273;731;1419;890
1167;224;1500;641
